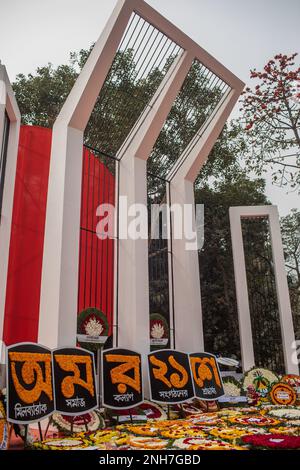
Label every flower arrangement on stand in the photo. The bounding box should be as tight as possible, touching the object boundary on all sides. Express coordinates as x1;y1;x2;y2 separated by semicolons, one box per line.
77;308;109;352
242;368;279;397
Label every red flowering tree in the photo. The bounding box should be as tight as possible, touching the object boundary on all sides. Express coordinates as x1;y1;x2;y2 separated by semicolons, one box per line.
240;53;300;190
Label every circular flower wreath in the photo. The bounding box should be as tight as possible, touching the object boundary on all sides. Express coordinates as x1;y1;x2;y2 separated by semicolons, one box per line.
174;437;245;451
77;307;109;351
160;426;202;439
269;382;297;406
282;374;300;389
222;376;242;397
89;430;119;444
228;415;281;427
242;367;279;394
269;426;300;436
129;436;169;450
123;424;160;437
52;411;104;434
33;437;91;450
267;406;300;420
190;415;223;427
137;400;167;421
242;433;300;449
209;426;264;441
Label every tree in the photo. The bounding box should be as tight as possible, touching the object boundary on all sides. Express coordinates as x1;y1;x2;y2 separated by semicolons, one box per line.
281;209;300;339
240;53;300;190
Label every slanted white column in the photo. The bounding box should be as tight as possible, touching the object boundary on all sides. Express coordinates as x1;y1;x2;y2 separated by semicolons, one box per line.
39;0;134;348
168;177;204;352
229;207;255;371
230;205;299;374
269;207;299;374
168;87;243;353
0;65;21;342
116;51;194;355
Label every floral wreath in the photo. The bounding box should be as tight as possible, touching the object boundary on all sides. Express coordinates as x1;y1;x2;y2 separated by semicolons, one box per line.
242;367;279;394
242;433;300;449
173;436;245;450
269;426;299;436
269;382;297;406
33;436;91;450
208;426;264;441
228;414;281;427
150;313;169;342
137;400;167;421
77;307;109;351
52;411;104;434
129;436;168;450
282;374;300;390
222;376;243;397
89;430;120;444
266;406;300;420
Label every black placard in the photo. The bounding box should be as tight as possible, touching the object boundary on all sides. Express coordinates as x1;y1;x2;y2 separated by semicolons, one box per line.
189;352;224;400
52;347;97;415
6;342;54;423
148;349;194;404
102;348;143;409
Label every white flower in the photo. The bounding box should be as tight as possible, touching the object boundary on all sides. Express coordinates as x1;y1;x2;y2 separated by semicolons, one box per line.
268;408;300;419
151;323;165;339
85;318;104;336
223;382;241;397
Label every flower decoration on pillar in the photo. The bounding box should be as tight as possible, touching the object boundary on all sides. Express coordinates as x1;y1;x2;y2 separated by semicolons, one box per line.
77;308;109;351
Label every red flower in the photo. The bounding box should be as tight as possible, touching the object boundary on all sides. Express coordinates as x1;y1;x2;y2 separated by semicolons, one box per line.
242;434;300;449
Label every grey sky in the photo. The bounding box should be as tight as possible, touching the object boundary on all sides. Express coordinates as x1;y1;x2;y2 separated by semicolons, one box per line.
0;0;299;215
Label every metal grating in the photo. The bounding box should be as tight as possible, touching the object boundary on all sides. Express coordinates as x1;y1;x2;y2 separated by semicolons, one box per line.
85;12;182;155
241;216;285;374
148;59;230;179
77;148;117;344
148;172;174;350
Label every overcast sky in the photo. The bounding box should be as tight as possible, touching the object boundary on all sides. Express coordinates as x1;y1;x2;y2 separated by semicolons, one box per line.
0;0;299;215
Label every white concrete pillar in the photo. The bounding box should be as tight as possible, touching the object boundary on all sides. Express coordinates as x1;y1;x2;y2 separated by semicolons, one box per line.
0;65;21;342
269;207;299;374
229;205;299;374
229;208;255;371
169;177;204;351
